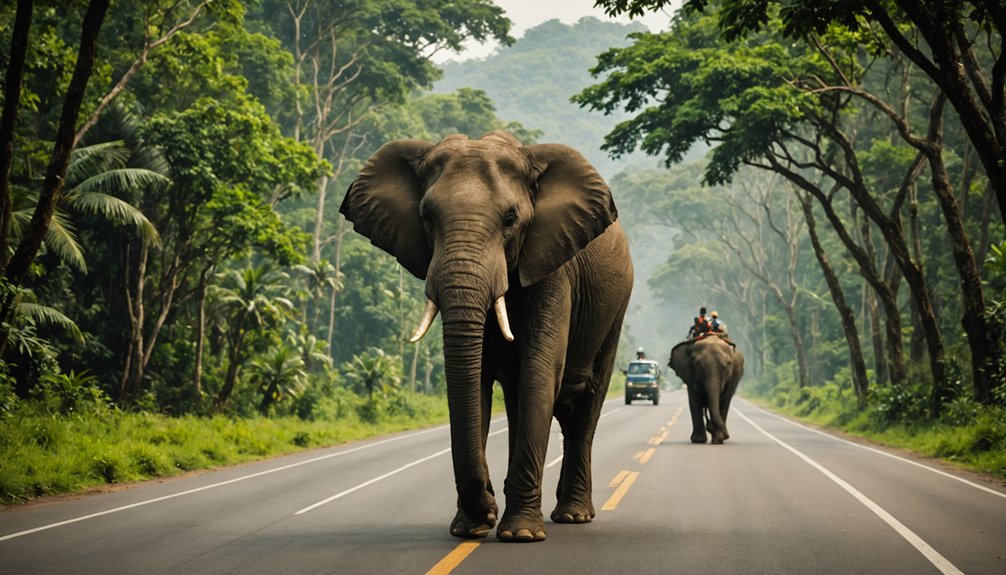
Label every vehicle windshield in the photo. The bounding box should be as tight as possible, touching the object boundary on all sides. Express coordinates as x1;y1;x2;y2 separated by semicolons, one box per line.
628;362;656;375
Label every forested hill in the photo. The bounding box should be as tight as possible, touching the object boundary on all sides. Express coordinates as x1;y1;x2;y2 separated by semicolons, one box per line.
434;17;656;178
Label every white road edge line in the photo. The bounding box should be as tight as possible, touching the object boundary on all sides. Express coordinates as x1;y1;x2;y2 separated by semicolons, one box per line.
742;401;1006;500
0;421;476;543
737;410;965;575
295;427;508;515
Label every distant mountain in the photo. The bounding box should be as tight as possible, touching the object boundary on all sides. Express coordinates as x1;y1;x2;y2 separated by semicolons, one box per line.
434;17;659;179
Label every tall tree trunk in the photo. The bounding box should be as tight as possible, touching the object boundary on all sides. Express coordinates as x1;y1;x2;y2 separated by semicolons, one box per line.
409;340;420;392
0;0;33;274
801;195;869;404
215;322;248;412
327;216;345;356
922;94;996;403
1;0;110;327
121;242;148;404
311;174;330;261
191;264;214;407
865;284;888;387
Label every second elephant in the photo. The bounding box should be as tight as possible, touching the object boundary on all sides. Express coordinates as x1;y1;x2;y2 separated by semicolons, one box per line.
668;336;744;444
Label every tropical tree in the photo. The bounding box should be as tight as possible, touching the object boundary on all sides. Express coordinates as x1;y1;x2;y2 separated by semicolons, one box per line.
210;264;294;412
249;344;308;415
343;347;401;401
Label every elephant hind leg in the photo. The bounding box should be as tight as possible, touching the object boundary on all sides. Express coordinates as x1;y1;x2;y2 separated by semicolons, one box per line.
551;318;622;524
551;403;596;525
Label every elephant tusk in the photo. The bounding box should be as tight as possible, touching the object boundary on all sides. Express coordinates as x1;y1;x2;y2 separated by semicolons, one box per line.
494;296;515;342
409;299;439;343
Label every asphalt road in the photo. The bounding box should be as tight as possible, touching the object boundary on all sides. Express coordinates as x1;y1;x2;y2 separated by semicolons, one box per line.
2;390;1004;574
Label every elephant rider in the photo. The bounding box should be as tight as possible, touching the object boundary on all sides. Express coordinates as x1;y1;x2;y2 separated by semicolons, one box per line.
687;306;711;339
710;311;731;337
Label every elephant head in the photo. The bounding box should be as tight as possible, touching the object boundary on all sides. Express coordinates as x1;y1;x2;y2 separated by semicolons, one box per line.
339;130;618;532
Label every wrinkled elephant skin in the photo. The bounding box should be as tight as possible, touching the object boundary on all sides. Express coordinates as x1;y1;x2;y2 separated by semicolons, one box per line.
668;337;744;444
340;131;633;541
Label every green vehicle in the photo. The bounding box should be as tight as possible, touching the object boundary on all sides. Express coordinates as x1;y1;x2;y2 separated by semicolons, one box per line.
624;359;661;405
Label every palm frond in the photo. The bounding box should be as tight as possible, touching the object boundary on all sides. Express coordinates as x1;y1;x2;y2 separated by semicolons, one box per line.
16;303;84;343
66;141;131;185
68;168;170;197
67;190;162;247
43;211;87;272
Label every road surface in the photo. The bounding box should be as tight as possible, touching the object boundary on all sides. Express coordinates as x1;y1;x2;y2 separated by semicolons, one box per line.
2;390;1004;574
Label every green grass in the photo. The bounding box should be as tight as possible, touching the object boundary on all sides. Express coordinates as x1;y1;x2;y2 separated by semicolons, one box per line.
1;376;635;506
0;393;452;505
745;390;1006;481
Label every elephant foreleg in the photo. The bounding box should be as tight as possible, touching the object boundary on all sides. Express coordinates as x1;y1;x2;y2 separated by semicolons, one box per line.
687;386;708;443
497;378;554;542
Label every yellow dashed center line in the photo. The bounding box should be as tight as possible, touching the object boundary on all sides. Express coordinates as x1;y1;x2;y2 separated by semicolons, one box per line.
604;400;687;514
609;470;630;487
426;541;480;575
602;471;639;510
639;447;655;464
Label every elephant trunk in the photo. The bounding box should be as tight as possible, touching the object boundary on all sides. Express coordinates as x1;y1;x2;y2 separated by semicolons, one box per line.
442;301;490;513
434;248;506;519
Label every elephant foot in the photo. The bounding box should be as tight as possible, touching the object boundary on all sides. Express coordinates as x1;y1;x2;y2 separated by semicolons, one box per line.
449;504;497;539
690;433;708;444
496;510;546;543
550;500;595;524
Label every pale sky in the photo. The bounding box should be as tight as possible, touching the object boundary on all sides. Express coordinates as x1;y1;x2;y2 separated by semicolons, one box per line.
433;0;680;63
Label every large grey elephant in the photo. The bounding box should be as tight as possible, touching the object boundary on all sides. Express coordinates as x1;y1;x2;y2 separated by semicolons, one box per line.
668;336;744;444
339;131;633;542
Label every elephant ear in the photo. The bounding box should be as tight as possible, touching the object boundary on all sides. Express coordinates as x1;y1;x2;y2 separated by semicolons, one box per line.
669;342;694;384
519;144;618;287
339;140;434;279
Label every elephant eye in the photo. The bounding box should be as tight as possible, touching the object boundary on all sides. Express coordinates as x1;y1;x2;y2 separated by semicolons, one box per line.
502;210;518;229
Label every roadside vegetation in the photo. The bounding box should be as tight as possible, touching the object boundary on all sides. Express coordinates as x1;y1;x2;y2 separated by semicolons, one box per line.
744;374;1006;480
0;376;457;505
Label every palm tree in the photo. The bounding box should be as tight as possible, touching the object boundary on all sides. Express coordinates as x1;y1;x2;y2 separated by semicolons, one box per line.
291;258;340;338
8;140;165;273
2;124;166;380
250;344;308;415
210;264;293;411
288;329;333;374
343;348;401;401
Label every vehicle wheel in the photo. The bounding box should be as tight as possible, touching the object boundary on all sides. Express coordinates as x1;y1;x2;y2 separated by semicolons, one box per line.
625;395;631;405
653;395;660;406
